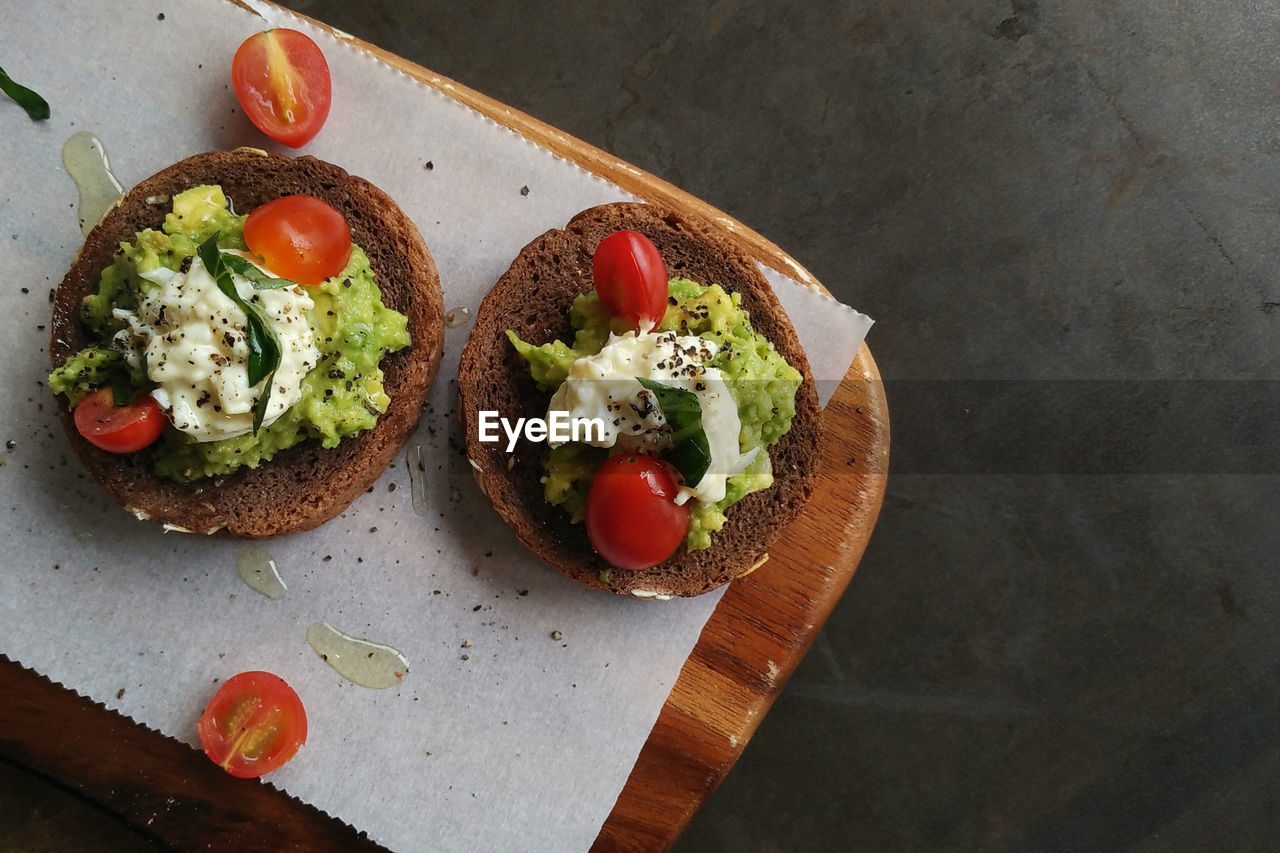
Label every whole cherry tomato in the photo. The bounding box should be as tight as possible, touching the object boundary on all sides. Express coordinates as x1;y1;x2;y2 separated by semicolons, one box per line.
197;671;307;779
584;454;689;570
232;28;332;148
73;388;166;454
243;194;352;285
592;230;669;329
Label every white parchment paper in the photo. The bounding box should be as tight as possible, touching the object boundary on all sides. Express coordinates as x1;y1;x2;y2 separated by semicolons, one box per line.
0;2;873;850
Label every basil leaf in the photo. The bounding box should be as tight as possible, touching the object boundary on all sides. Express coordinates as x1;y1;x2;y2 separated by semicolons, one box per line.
637;377;700;418
665;431;712;487
251;369;273;436
636;377;711;486
243;309;280;386
197;234;282;434
219;252;298;290
109;369;136;408
0;65;49;120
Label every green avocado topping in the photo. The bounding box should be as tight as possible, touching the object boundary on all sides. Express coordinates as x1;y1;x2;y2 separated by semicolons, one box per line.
49;185;411;483
508;276;801;551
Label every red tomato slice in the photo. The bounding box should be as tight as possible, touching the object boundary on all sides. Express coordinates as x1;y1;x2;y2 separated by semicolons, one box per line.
592;230;669;329
243;194;352;285
232;28;332;148
198;671;307;779
584;454;689;570
73;388;166;454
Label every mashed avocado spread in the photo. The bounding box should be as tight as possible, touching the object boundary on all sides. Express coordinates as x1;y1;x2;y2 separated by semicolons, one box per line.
507;277;801;550
48;186;410;482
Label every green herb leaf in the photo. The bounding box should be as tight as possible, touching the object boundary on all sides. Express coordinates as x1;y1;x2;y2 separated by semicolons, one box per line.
251;372;273;436
243;312;277;386
0;65;49;120
636;377;711;486
665;430;711;487
109;369;136;408
197;234;282;435
219;252;298;290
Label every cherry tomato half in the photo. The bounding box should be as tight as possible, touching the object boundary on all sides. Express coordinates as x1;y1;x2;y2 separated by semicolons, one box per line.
592;230;669;330
584;454;689;570
197;671;307;779
243;194;352;285
232;28;332;148
73;388;166;454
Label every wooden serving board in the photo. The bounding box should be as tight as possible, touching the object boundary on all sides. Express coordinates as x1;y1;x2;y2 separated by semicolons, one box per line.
0;4;889;850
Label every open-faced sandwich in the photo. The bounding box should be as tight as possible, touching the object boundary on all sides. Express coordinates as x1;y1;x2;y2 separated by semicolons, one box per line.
48;149;444;537
458;202;821;597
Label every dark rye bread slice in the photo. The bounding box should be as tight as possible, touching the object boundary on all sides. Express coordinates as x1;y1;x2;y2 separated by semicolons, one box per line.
48;149;444;538
458;202;821;597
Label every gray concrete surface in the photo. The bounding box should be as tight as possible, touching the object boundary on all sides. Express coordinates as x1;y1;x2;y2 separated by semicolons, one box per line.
5;1;1279;850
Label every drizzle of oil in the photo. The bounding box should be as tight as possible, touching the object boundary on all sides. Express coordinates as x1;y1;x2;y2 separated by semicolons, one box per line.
306;622;409;689
60;132;124;235
235;546;287;600
405;443;429;516
444;306;470;327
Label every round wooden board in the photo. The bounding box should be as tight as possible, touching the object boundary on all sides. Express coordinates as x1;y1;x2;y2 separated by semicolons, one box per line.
0;4;890;850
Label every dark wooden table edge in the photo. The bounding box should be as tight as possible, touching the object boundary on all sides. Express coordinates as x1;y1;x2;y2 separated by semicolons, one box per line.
0;653;383;851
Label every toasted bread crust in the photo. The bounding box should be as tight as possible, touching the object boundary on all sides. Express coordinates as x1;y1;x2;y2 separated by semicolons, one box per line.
49;149;444;538
458;203;821;596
